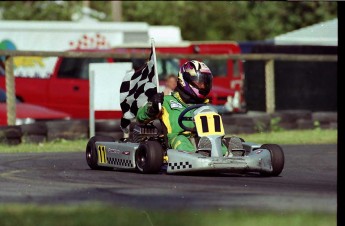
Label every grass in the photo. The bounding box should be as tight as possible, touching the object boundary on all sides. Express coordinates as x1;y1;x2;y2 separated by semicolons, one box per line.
0;129;337;153
0;138;86;153
0;203;336;226
234;129;337;145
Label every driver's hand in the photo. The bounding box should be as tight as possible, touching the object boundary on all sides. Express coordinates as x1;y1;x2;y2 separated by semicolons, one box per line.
147;92;164;117
150;92;164;110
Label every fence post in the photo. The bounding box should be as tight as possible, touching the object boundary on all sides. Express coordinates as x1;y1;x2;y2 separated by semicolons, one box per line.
5;56;16;125
265;59;275;114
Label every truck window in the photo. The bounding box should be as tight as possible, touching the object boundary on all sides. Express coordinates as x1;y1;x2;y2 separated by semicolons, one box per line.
0;60;5;76
157;58;179;80
0;89;6;102
114;58;179;80
57;58;106;79
201;59;227;77
113;58;146;71
232;60;240;78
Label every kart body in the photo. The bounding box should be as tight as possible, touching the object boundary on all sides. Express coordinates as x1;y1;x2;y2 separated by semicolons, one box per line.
86;105;284;176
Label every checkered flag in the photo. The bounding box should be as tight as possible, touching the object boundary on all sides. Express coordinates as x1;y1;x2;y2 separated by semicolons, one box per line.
119;43;159;133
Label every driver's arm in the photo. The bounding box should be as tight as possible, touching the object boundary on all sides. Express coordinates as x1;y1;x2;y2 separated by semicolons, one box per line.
137;93;164;123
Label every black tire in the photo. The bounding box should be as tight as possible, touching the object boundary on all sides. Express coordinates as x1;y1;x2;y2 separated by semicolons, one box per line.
2;138;21;145
0;126;22;139
135;141;164;174
86;135;115;170
260;144;284;176
46;120;88;141
20;122;47;136
22;135;46;143
95;131;124;140
95;120;122;132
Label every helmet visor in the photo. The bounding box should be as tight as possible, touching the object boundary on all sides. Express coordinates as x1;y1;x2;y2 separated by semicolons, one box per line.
189;72;212;96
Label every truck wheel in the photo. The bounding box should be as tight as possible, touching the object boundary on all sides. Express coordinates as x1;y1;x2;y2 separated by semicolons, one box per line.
86;135;115;170
135;141;164;174
260;144;284;177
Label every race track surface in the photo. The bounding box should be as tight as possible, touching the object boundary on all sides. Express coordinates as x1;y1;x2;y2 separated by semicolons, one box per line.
0;144;337;212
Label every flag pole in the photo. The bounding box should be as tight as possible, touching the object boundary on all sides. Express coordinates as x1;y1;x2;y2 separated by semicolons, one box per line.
151;38;162;111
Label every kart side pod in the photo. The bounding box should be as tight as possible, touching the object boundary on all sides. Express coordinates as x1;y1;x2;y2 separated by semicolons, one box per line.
94;141;138;169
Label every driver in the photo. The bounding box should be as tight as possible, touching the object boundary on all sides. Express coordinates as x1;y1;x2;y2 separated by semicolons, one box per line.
136;60;242;156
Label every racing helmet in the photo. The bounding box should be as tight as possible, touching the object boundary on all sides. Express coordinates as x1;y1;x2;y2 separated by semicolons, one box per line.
176;60;213;103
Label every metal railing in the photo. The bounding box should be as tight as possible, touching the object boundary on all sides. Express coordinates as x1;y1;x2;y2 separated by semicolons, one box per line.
0;50;337;125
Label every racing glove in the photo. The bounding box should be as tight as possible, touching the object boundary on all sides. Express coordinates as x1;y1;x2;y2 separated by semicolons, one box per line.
147;92;164;117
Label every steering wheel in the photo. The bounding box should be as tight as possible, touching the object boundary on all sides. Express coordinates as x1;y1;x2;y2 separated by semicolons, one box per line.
178;104;207;132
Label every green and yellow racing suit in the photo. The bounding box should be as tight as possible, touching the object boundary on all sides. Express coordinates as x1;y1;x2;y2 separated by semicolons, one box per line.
137;91;227;154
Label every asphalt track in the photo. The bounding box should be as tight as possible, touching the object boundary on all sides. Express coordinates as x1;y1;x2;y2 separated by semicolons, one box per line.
0;144;336;212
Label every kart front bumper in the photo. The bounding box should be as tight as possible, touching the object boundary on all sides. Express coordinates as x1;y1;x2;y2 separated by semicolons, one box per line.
167;148;273;174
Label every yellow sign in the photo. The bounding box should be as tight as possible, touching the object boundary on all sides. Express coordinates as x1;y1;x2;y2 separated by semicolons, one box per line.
13;56;45;68
195;112;225;137
97;145;107;164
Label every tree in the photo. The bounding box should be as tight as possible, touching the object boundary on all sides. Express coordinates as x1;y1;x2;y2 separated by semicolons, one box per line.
0;1;337;41
0;1;80;21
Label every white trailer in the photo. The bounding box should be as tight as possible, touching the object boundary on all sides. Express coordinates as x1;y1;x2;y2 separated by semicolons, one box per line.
0;20;183;78
0;20;150;77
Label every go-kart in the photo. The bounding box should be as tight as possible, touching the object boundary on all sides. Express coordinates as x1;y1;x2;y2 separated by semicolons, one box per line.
86;104;284;176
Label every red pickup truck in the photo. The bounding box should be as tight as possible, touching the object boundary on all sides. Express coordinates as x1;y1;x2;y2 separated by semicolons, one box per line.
0;42;245;119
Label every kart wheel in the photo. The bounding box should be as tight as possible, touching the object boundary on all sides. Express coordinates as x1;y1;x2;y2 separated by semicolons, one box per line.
86;135;115;170
260;144;284;176
135;141;164;174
